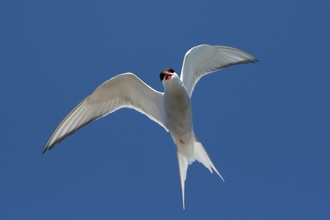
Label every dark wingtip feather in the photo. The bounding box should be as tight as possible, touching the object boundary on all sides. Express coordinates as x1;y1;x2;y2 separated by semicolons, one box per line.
42;116;99;154
220;57;259;70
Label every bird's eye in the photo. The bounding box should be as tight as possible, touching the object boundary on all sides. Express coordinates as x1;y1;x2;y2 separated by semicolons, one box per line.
160;72;165;81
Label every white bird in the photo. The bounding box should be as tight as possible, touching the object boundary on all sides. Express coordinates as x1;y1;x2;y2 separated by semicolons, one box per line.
43;44;258;209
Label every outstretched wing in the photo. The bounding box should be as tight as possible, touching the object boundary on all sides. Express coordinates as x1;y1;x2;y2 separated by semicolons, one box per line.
43;72;167;153
180;44;258;97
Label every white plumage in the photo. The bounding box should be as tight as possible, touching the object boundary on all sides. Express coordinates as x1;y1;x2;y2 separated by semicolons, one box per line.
44;44;258;209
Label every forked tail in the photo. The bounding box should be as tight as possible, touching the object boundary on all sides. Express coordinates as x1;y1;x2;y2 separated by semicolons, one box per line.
176;136;224;209
193;136;225;181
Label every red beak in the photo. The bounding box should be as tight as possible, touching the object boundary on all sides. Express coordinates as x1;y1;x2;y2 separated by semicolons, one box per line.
165;73;173;80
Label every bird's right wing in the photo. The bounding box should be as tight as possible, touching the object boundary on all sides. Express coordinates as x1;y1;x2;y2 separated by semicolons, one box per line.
43;73;167;153
180;44;258;97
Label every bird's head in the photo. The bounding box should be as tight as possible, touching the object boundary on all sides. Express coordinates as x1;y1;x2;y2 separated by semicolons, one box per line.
160;68;185;93
160;68;179;82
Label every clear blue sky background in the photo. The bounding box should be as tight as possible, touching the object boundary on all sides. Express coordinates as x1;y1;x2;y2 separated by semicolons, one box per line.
1;1;329;219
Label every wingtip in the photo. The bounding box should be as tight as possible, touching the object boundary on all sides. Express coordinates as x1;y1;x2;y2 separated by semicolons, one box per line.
247;56;259;64
42;144;52;154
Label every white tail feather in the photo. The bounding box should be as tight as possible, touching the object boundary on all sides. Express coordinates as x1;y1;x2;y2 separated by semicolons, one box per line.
193;137;225;182
177;151;188;209
176;136;224;209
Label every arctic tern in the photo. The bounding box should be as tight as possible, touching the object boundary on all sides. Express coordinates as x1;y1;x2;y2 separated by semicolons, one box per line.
43;44;258;209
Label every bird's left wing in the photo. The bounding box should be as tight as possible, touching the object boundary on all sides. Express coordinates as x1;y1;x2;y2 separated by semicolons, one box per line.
180;44;258;97
43;72;167;153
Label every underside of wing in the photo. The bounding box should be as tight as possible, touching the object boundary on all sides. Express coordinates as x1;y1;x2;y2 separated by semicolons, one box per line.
180;44;259;97
43;73;167;153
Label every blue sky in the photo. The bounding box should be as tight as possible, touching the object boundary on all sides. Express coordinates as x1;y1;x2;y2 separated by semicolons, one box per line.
1;1;329;219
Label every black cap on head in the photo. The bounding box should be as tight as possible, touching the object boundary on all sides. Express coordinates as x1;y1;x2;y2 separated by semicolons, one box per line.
160;72;165;81
159;68;175;81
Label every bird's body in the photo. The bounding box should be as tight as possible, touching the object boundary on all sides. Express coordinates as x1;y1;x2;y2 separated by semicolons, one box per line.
43;44;258;209
163;73;192;147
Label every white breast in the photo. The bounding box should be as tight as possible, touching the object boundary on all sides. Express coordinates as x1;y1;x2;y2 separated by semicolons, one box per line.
163;76;193;137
